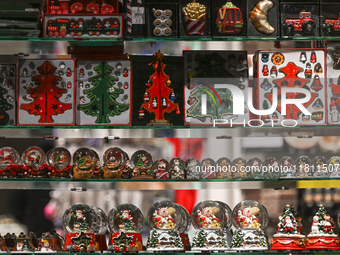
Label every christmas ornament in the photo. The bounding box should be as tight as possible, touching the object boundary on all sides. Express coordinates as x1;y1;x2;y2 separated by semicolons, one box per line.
216;157;231;179
231;200;269;251
191;200;230;251
313;156;329;178
72;148;96;179
77;60;131;125
247;157;262;179
169;157;186;179
305;204;338;249
200;158;216;179
131;150;153;179
153;159;170;179
102;147;126;179
139;50;178;125
18;60;74;125
216;2;243;34
47;147;71;178
271;204;306;250
0;64;15;126
185;157;200;179
12;232;35;252
0;147;20;178
21;146;48;178
249;0;275;34
183;1;207;35
146;201;184;251
108;203;144;252
63;203;98;252
279;156;296;179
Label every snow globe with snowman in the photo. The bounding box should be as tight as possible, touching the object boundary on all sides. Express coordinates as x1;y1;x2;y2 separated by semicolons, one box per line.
107;203;144;252
271;204;305;250
62;203;99;252
230;200;269;251
305;204;338;249
146;201;184;251
191;200;230;251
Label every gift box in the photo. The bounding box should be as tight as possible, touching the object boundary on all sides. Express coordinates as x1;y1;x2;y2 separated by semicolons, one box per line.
211;0;247;37
184;50;249;126
255;49;326;126
147;1;178;38
247;0;279;37
281;1;319;37
0;64;16;126
17;58;75;125
179;0;210;37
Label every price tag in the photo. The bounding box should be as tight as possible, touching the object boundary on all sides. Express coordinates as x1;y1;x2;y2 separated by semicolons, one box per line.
132;7;145;24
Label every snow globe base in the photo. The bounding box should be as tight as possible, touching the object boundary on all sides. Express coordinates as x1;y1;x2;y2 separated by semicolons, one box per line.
305;235;339;249
271;235;306;250
231;228;268;251
191;229;229;251
179;233;190;251
95;234;107;251
64;232;98;252
108;232;142;252
147;229;184;251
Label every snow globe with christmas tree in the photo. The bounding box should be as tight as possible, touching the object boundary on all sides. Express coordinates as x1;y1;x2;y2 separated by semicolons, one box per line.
146;201;184;251
72;148;96;179
230;200;269;251
107;203;144;252
305;204;338;249
130;150;154;179
62;203;99;252
271;204;305;250
191;200;230;251
47;147;71;178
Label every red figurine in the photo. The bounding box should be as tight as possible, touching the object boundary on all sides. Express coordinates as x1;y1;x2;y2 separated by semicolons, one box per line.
262;65;269;76
216;2;243;34
101;3;115;14
86;2;100;14
70;2;84;14
310;51;316;63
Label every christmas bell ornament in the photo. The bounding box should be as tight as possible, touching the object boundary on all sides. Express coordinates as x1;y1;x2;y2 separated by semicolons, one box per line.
146;201;184;251
305;204;338;249
191;200;230;251
47;147;71;178
271;204;306;250
130;150;154;179
231;200;269;251
63;203;99;252
72;148;96;179
0;147;20;178
107;203;144;252
102;147;126;179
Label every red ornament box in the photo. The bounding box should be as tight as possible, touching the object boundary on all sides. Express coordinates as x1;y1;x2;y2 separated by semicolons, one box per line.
108;232;143;252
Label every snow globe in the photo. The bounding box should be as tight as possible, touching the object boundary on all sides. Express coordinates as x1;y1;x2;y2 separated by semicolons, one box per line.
153;159;170;179
232;157;247;179
131;150;153;179
102;147;126;179
92;206;108;251
296;155;312;178
176;203;191;250
21;146;47;178
216;157;231;179
47;147;71;178
91;149;101;179
262;157;279;179
279;156;296;179
191;200;229;251
185;157;200;180
305;204;338;249
0;147;20;178
107;203;144;252
231;200;269;251
169;157;186;179
271;204;305;250
62;203;98;252
72;148;96;179
247;157;262;179
313;156;329;178
200;158;216;179
328;156;340;178
146;201;184;251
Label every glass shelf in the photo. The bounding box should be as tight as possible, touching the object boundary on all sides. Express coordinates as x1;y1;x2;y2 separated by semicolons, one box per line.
0;178;339;190
4;252;340;255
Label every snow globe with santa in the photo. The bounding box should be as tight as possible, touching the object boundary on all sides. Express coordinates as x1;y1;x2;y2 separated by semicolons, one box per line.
271;204;305;250
230;200;269;251
305;204;338;249
146;201;184;251
107;203;144;252
62;203;98;252
191;200;230;251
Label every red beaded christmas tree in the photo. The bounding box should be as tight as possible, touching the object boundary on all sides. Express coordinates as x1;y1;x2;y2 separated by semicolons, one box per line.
266;62;317;120
21;61;72;123
141;50;178;124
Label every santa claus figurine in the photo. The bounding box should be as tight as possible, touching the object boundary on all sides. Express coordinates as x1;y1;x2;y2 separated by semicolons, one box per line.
153;207;175;229
197;207;220;229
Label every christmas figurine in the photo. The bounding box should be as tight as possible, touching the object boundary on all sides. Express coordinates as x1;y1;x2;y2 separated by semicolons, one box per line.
72;148;96;179
12;233;35;252
169;157;185;179
63;204;99;252
185;158;200;179
108;204;144;252
310;51;317;63
279;156;296;179
216;157;232;179
47;147;72;178
153;159;170;179
102;147;126;179
231;200;269;251
191;200;230;251
37;233;56;252
304;62;313;78
330;100;339;123
299;52;307;64
147;201;184;251
271;204;305;250
305;204;338;249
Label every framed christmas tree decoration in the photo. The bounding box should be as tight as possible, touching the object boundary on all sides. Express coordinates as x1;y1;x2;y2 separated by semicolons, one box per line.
0;64;16;126
76;59;131;125
17;58;75;125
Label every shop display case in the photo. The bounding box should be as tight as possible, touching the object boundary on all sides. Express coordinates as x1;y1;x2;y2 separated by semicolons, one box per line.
4;1;340;254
